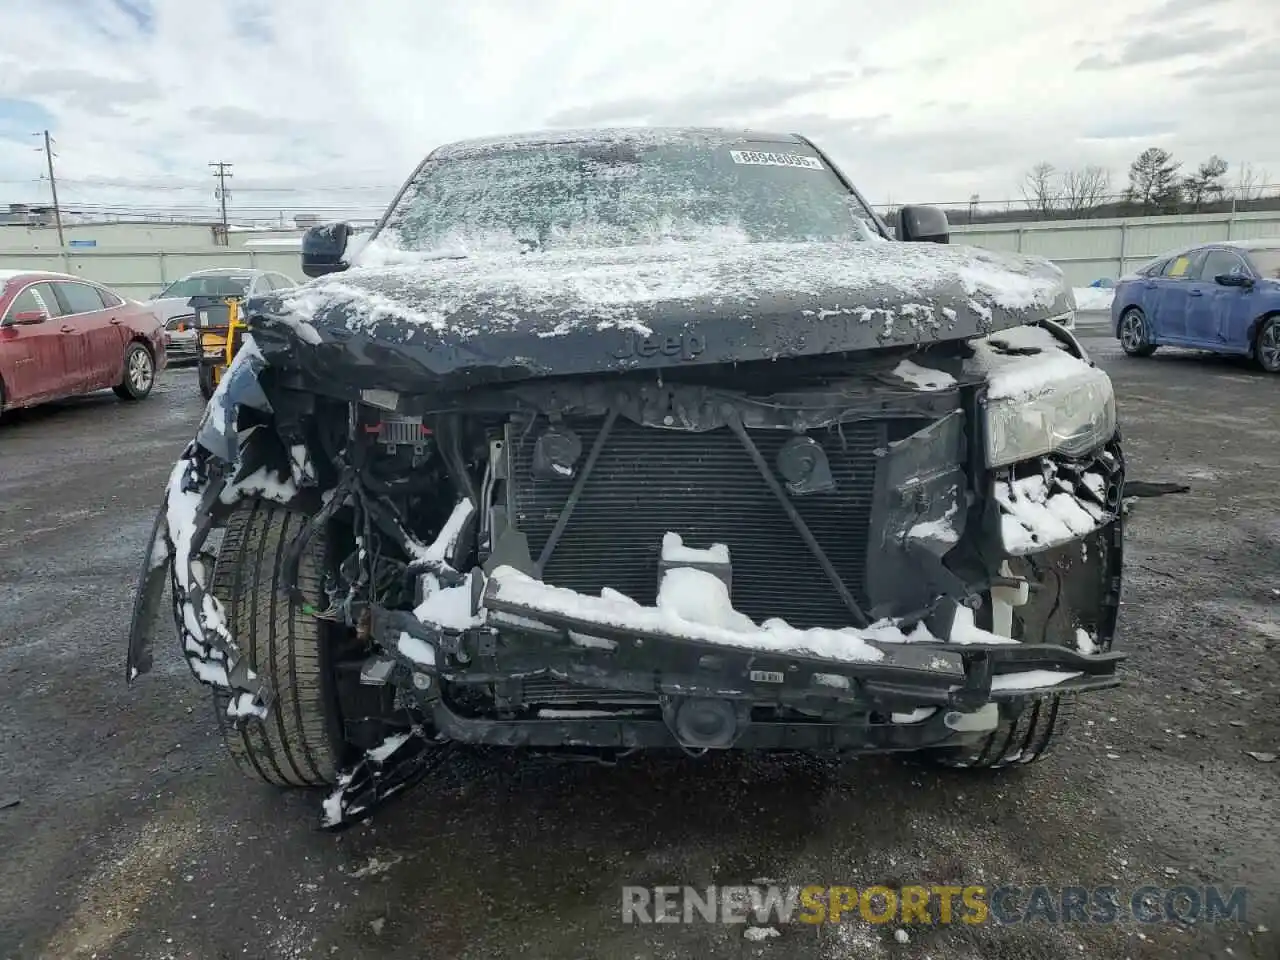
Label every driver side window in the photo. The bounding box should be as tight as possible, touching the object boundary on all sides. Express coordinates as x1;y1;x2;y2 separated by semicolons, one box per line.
1198;249;1248;281
3;283;60;323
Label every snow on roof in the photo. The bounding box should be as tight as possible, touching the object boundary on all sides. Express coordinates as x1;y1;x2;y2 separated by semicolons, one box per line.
430;126;803;161
1221;237;1280;251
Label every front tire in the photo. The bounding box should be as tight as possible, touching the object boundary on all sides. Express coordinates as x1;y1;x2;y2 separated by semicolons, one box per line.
210;499;341;787
1256;315;1280;373
925;696;1071;769
197;364;216;400
1118;308;1157;357
114;342;155;400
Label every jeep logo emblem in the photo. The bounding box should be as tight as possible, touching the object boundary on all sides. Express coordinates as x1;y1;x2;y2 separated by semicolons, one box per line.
612;330;706;362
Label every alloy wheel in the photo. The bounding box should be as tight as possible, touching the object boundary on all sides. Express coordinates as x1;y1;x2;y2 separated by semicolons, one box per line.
1121;313;1145;353
129;349;154;393
1260;319;1280;373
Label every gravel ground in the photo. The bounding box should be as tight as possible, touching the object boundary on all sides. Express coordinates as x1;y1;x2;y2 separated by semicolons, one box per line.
0;337;1276;960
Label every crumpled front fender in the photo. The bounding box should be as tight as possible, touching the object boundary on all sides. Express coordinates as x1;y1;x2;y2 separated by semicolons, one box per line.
124;336;288;711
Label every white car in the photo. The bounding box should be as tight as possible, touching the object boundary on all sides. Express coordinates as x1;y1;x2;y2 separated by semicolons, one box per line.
149;268;297;363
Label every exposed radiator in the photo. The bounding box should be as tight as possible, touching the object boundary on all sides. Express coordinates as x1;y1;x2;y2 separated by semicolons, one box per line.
506;417;884;629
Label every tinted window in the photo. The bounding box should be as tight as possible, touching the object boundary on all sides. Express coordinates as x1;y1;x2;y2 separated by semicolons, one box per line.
1199;249;1249;281
1161;251;1203;280
158;274;253;298
56;281;109;314
97;287;124;308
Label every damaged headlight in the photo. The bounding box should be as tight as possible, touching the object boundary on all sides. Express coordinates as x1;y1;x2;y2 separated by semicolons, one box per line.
983;366;1115;467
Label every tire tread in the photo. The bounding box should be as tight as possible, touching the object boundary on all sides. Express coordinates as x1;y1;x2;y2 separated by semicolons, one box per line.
211;499;337;787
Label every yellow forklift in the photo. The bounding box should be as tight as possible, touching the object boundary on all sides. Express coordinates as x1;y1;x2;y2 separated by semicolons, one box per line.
191;295;248;400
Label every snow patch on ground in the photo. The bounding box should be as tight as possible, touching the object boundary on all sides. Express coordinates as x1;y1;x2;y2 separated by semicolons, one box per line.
1073;286;1115;312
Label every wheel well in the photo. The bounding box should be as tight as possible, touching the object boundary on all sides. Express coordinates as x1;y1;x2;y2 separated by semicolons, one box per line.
1248;311;1280;352
127;336;155;359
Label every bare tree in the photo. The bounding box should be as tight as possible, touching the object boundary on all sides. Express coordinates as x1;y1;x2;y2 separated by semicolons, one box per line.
1020;162;1060;217
1182;155;1228;210
1061;165;1112;217
1235;162;1270;202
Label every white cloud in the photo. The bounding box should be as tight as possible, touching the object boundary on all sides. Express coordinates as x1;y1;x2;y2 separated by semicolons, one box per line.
0;0;1276;221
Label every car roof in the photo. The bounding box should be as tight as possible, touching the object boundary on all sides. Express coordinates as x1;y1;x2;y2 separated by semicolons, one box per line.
182;267;267;277
430;126;805;161
1150;238;1280;260
1216;238;1280;252
0;268;92;283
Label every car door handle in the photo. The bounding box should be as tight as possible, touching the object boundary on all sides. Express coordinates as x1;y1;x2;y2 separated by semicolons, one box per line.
1189;290;1204;297
60;325;75;333
109;318;123;325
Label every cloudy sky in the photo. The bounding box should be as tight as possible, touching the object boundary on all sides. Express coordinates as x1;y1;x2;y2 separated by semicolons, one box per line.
0;0;1275;222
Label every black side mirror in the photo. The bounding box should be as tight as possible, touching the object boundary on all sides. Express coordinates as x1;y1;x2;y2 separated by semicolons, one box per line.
301;222;352;278
897;205;950;244
1214;273;1254;288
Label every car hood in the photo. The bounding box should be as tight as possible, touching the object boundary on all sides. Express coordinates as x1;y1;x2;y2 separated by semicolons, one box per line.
149;297;197;323
247;240;1072;394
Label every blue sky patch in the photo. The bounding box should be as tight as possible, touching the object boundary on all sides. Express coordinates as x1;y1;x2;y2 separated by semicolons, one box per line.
0;99;55;141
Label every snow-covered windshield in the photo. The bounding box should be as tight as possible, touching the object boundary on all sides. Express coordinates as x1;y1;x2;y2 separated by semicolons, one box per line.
377;137;882;254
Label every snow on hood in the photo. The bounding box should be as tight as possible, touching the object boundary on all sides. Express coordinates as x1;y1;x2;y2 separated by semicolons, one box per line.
249;238;1071;392
289;239;1066;342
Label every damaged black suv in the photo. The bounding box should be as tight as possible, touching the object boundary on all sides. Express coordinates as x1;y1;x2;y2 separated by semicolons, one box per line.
128;127;1125;827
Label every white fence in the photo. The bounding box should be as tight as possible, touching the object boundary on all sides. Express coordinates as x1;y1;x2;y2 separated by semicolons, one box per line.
0;246;302;299
952;210;1280;287
3;209;1280;298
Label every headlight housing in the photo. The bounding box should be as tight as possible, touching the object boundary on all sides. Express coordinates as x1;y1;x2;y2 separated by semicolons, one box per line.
984;365;1115;467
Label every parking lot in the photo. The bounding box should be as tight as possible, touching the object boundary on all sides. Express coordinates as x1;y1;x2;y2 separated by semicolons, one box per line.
0;331;1277;960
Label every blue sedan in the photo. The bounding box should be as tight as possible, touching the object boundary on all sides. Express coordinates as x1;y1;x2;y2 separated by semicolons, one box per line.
1111;239;1280;372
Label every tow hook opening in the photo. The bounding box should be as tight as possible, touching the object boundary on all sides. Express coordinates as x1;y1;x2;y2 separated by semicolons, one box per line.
663;697;747;749
944;703;1000;732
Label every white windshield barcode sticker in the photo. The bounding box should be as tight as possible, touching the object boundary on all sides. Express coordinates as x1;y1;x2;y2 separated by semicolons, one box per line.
729;150;824;170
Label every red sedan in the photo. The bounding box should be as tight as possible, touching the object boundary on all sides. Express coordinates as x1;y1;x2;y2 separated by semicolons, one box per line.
0;270;166;413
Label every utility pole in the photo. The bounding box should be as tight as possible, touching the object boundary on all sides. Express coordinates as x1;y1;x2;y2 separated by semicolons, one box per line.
40;130;65;248
210;161;233;244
